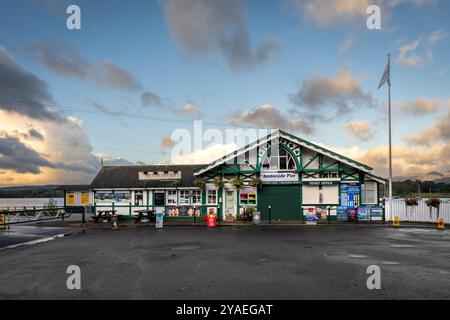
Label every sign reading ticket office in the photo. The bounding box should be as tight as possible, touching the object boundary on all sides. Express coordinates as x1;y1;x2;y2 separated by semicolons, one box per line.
261;172;299;184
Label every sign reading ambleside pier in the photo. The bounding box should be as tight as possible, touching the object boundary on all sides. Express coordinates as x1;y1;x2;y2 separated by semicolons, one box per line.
261;172;298;184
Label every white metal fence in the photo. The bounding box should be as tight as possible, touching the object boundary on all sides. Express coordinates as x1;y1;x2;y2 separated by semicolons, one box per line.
385;198;450;223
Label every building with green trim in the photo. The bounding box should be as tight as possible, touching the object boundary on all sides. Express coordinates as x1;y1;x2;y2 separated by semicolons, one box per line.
67;130;386;222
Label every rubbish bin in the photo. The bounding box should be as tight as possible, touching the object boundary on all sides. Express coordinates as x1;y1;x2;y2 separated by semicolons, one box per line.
252;211;261;225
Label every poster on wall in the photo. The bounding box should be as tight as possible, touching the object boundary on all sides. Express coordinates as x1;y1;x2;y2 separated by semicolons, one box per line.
357;207;370;221
166;206;201;217
336;207;348;222
305;207;317;225
66;192;75;205
370;206;384;221
95;191;131;203
81;192;90;205
340;184;361;208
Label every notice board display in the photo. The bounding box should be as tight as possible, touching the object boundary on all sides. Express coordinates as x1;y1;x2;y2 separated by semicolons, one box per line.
340;184;361;208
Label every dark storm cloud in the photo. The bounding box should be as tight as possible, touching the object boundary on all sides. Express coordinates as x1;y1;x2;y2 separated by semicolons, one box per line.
161;0;280;71
26;40;141;91
0;47;60;120
289;70;374;122
0;135;55;174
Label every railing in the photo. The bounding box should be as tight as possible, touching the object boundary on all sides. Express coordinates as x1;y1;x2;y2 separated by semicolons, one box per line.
385;198;450;223
0;206;80;226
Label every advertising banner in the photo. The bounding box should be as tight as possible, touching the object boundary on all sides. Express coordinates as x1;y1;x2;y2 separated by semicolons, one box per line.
66;192;75;206
370;206;384;221
357;207;370;221
81;192;90;205
155;212;164;229
340;184;361;208
336;207;349;222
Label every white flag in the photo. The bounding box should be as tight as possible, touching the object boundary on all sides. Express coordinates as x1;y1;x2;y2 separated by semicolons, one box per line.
378;54;390;89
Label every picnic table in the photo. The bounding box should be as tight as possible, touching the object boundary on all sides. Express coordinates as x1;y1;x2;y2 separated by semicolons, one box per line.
134;209;156;224
94;210;117;223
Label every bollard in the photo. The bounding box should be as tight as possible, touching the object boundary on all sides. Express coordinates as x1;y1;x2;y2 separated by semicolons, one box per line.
438;218;445;230
268;205;272;224
393;215;400;227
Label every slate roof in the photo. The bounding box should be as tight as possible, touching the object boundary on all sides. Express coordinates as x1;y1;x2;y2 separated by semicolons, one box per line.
90;165;202;189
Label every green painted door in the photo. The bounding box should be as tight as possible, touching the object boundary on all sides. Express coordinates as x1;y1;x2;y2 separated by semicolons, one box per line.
258;185;302;221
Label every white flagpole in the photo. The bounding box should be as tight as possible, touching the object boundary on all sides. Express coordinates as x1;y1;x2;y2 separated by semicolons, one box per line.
387;53;393;220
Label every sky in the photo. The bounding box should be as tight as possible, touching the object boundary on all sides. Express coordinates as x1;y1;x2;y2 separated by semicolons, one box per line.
0;0;449;186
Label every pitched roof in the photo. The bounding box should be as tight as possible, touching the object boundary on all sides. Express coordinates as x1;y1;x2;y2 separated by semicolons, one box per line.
90;165;202;189
194;130;373;176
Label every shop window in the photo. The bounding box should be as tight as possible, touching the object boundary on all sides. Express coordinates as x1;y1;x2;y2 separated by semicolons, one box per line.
135;191;144;206
154;192;165;206
240;187;256;205
262;148;296;171
362;182;377;204
178;190;190;205
167;190;177;205
207;190;217;205
191;190;202;205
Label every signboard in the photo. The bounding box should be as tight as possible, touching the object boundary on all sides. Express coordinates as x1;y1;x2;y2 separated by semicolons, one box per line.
340;184;361;208
336;207;349;222
155;212;164;229
305;207;317;225
139;171;181;181
261;172;298;184
66;192;75;206
81;192;90;205
357;207;370;221
370;206;384;221
304;181;339;186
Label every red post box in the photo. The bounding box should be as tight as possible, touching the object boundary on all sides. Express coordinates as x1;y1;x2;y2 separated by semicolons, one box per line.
207;214;217;228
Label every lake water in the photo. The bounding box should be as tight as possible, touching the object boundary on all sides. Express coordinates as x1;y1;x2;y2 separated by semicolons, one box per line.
0;198;64;209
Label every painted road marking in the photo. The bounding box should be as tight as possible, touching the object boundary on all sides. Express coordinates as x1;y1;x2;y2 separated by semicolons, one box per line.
390;244;416;248
381;261;400;265
348;254;368;258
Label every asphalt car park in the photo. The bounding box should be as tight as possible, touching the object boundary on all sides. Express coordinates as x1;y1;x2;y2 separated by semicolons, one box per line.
0;225;449;299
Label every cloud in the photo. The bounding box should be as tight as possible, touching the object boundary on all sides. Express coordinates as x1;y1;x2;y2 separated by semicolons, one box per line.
404;110;450;146
397;29;447;69
28;128;44;140
345;120;375;141
141;91;162;107
181;103;203;118
289;0;435;26
0;132;55;174
290;0;369;25
0;47;59;121
26;40;140;91
171;143;238;165
229;104;313;134
339;38;356;55
161;0;280;71
0;47;108;185
333;142;450;178
141;92;203;118
289;70;373;122
397;97;450;115
161;136;174;150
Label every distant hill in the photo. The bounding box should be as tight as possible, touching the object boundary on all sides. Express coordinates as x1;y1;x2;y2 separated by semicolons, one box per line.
393;171;450;184
0;185;63;198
